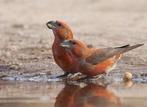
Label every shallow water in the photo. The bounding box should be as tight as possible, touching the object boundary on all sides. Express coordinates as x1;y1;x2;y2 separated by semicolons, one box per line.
0;81;146;107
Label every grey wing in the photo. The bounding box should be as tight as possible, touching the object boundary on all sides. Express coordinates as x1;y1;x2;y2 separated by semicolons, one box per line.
86;44;143;65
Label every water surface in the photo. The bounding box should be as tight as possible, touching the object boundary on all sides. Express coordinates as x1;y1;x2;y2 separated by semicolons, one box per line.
0;81;147;107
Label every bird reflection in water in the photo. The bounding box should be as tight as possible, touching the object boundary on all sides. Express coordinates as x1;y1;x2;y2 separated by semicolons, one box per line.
55;83;122;107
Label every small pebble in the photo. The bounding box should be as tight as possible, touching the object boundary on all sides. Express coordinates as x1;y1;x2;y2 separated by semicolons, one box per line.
123;71;133;81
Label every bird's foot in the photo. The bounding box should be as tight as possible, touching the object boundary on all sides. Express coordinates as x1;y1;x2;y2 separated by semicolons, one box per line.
76;76;91;81
76;74;111;85
50;72;70;79
76;74;102;81
97;74;113;85
67;72;86;81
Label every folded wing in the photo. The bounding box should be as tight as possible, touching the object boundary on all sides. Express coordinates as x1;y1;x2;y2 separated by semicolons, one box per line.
86;44;143;65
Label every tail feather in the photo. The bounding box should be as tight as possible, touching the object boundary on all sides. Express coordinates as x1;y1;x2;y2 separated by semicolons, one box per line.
115;44;130;48
86;44;144;65
118;44;144;54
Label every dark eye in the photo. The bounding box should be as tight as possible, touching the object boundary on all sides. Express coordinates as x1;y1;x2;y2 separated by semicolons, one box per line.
72;41;76;45
57;22;62;27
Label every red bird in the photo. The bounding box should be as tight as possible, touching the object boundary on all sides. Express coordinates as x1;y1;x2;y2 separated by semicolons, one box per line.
72;83;121;107
55;84;81;107
46;20;76;78
61;39;143;79
55;83;121;107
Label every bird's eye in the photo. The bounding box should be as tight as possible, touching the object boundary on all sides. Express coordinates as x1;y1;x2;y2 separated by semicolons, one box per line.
57;23;62;27
72;41;76;45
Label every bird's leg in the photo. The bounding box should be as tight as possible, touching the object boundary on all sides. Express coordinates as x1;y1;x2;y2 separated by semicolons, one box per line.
77;76;91;81
98;73;112;85
101;73;111;80
50;72;70;79
56;72;70;78
68;72;85;81
77;74;103;81
92;75;103;79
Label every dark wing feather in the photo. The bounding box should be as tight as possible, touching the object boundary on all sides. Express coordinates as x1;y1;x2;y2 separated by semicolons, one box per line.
86;44;143;65
115;44;130;48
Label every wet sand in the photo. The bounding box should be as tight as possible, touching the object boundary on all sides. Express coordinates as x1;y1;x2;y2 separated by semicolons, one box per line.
0;0;147;78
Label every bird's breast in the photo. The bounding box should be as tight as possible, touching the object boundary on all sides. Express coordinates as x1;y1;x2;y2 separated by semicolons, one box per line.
52;43;76;71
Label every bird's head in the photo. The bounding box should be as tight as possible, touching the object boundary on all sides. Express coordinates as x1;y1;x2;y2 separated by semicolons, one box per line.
46;20;73;40
60;39;87;57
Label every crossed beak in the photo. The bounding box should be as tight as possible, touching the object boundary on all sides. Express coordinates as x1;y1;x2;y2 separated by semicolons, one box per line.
46;21;57;29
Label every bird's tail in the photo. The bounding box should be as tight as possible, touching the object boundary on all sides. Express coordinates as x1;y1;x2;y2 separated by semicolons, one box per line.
117;44;144;54
86;44;144;65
